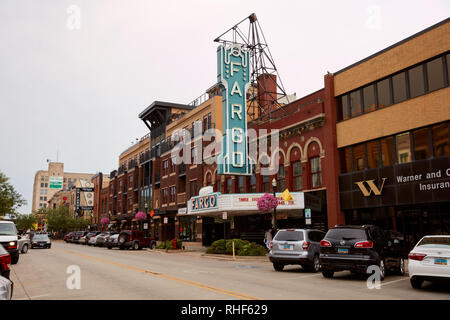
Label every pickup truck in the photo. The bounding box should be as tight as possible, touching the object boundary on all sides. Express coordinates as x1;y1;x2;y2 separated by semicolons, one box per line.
117;230;156;250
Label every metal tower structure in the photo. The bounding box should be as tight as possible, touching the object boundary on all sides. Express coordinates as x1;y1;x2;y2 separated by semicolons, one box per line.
214;13;290;121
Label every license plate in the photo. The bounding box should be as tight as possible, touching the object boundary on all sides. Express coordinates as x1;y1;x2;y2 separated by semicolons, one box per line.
40;244;44;246
338;248;348;254
434;258;447;265
282;245;293;250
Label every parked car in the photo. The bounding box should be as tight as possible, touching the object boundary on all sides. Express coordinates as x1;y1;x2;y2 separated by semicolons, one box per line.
0;244;11;279
92;232;115;247
73;231;88;243
408;235;450;289
0;275;13;300
117;230;157;250
269;229;326;272
105;234;119;249
18;234;31;254
64;232;75;243
319;225;405;280
31;233;51;249
0;220;19;264
84;232;100;245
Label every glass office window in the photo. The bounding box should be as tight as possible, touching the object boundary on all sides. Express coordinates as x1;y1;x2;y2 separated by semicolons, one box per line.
342;147;352;173
381;137;395;166
349;90;362;117
363;84;376;113
408;65;425;98
352;144;365;171
366;140;380;169
427;57;445;92
432;123;450;157
396;133;412;164
413;128;430;160
340;95;349;120
392;72;407;103
377;78;391;109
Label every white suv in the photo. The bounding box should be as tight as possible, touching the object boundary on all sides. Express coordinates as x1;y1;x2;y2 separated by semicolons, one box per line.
0;221;19;264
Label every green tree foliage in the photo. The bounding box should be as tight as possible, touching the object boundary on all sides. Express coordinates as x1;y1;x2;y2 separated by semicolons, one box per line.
206;239;267;256
15;213;37;231
0;171;26;217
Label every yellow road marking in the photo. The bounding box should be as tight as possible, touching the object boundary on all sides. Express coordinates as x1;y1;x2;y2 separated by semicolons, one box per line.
53;247;262;300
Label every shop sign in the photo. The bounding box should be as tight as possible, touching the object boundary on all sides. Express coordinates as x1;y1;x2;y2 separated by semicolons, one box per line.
143;223;148;230
191;193;219;212
49;176;63;189
217;44;251;176
306;218;312;225
354;178;387;196
164;217;168;224
178;208;187;215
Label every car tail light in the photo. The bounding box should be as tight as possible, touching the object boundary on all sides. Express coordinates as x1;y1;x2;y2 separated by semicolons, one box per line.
302;242;311;250
7;241;17;250
0;253;11;270
408;252;427;261
320;240;332;247
354;241;373;248
270;241;273;250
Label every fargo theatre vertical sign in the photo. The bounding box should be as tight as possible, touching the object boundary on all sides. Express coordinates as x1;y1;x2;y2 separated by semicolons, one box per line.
217;44;252;175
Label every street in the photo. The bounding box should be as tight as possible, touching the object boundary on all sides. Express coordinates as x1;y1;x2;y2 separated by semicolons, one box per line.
9;241;450;300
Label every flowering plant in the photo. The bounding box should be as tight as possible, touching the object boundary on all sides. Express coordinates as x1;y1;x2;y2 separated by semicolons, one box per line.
100;217;110;225
135;211;147;221
257;193;278;211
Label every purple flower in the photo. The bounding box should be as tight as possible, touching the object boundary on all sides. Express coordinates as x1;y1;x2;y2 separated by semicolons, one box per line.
100;217;110;225
135;211;147;221
257;193;279;211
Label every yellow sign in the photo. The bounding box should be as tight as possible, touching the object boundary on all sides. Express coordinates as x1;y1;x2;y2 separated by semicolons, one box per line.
32;223;38;230
354;178;388;196
281;189;293;201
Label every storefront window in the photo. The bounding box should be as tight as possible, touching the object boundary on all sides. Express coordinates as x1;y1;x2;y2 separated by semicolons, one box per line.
340;95;349;120
392;72;407;104
413;128;430;160
377;78;391;109
432;123;450;157
363;84;376;113
292;162;302;191
426;57;445;92
352;144;365;171
381;136;395;166
396;132;412;164
366;140;380;169
277;165;285;191
408;64;425;98
310;157;322;188
179;216;197;242
349;90;362;117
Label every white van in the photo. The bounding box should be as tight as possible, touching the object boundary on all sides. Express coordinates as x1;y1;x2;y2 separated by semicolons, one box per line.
0;220;19;264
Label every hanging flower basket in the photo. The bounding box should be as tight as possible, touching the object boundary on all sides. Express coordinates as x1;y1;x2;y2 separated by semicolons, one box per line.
100;217;110;225
257;193;279;212
135;211;147;221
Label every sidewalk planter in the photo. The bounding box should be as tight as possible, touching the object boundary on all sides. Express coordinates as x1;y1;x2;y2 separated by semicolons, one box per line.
206;239;266;256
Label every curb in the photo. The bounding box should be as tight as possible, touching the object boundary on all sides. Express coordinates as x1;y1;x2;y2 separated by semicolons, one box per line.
201;253;270;262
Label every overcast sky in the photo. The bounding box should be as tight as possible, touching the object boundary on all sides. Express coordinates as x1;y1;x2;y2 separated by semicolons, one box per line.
0;0;448;215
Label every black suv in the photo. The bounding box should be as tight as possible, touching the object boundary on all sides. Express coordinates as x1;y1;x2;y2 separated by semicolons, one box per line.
319;225;405;280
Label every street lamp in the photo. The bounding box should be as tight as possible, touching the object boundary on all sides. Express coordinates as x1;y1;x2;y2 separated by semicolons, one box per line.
272;178;277;231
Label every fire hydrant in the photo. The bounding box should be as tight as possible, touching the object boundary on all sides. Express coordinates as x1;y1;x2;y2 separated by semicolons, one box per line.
172;238;177;249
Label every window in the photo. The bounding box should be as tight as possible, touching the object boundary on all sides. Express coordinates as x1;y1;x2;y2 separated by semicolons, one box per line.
341;147;352;173
163;188;169;204
190;180;198;197
40;183;44;188
377;78;391;109
163;160;169;175
170;186;176;203
432;123;450;157
250;174;256;193
40;196;43;201
426;57;445;92
340;95;349;120
408;65;425;98
203;115;208;133
366;141;380;169
396;133;411;164
216;178;222;193
191;147;199;165
226;178;233;194
381;136;395;166
363;84;376;113
352;144;365;171
392;72;407;104
292;162;302;191
41;177;44;181
207;113;212;129
238;176;244;193
45;183;48;188
170;158;176;173
277;166;285;191
349;90;362;117
413;128;430;160
262;175;270;193
44;197;47;201
310;157;322;188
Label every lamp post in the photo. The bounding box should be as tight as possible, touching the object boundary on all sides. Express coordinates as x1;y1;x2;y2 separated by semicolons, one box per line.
272;178;277;231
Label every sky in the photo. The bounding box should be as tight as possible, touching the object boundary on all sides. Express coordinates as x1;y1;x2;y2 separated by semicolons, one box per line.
0;0;448;215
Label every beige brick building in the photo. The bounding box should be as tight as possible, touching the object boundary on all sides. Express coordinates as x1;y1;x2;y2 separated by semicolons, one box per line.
31;162;95;212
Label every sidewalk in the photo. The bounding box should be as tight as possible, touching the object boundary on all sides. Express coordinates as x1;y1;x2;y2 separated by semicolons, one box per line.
145;248;270;262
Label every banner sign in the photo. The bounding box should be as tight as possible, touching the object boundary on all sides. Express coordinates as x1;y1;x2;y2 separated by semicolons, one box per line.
217;44;252;176
49;176;63;189
190;193;219;213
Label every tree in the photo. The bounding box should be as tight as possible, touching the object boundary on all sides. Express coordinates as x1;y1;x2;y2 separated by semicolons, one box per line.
46;206;73;233
0;171;26;217
16;214;37;231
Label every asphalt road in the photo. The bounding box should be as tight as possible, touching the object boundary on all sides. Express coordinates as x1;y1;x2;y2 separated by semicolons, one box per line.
9;241;450;300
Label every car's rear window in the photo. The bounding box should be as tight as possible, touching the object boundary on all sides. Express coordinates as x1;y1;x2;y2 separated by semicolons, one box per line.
33;235;49;241
417;237;450;248
326;228;367;240
0;223;17;236
274;231;304;241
